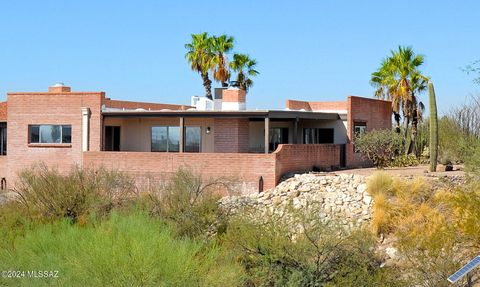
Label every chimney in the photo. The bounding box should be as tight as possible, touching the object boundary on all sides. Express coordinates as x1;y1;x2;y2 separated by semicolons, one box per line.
221;87;246;111
48;82;71;93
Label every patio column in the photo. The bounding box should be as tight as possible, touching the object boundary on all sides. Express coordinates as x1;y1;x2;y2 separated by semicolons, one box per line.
293;117;299;144
179;117;185;153
264;116;270;154
81;107;90;152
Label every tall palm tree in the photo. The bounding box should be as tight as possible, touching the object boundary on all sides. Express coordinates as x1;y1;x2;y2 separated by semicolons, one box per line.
185;32;215;100
229;53;259;92
371;58;402;133
211;35;234;87
370;46;428;153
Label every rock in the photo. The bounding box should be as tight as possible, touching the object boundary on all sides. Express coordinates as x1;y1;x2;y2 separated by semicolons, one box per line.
363;195;372;205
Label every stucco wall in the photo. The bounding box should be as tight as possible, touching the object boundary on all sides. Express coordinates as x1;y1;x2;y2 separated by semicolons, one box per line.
103;117;215;152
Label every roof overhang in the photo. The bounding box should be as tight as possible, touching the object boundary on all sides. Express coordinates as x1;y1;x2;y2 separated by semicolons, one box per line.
101;109;343;120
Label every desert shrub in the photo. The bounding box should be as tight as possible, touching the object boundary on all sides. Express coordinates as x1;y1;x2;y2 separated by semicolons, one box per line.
14;164;136;223
367;172;478;286
389;154;420;167
225;204;401;286
0;211;244;287
144;168;229;239
354;129;403;167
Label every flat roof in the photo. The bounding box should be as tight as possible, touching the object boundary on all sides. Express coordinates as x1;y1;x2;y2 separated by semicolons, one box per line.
102;109;345;120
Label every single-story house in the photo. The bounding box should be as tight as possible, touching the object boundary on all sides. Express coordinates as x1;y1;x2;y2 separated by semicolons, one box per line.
0;83;392;193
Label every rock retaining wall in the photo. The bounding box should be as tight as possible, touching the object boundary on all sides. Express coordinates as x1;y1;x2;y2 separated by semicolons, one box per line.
221;173;372;228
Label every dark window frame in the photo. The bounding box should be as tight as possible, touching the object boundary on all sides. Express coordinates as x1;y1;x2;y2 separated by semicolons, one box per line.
303;128;334;144
0;123;6;155
28;124;72;144
269;127;289;152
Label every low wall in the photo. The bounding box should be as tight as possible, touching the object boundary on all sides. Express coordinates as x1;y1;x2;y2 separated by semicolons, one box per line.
274;144;341;183
83;152;276;194
0;156;7;190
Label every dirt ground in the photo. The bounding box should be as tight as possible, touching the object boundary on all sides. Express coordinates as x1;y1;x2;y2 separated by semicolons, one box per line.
333;164;465;178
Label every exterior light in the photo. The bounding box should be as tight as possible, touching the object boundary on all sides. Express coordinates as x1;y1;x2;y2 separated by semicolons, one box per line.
206;127;211;134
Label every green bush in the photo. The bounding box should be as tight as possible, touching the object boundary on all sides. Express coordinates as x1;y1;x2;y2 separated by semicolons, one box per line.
224;204;401;286
389;154;420;167
143;168;229;239
0;211;244;287
354;129;403;167
14;164;136;223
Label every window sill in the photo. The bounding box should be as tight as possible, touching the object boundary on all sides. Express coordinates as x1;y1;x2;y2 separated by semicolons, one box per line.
28;143;72;148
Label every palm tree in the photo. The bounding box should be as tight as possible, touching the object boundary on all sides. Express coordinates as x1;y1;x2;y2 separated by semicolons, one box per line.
371;59;402;133
211;35;234;87
185;32;215;100
229;53;259;92
370;46;428;154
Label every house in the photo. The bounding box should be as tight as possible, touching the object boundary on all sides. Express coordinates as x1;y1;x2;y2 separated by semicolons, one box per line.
0;83;392;193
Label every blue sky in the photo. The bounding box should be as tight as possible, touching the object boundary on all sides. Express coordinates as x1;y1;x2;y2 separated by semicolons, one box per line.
0;0;479;114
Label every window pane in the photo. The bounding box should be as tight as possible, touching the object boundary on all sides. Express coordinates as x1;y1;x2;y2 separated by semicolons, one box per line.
62;125;72;143
185;127;201;152
40;125;61;143
30;125;40;143
168;126;180;152
152;127;167;152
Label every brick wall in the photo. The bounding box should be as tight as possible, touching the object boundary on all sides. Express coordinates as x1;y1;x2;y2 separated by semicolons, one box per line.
285;100;347;111
285;100;312;111
83;151;276;193
274;144;341;183
6;91;104;183
0;156;6;188
0;102;6;121
346;96;392;167
309;101;347;111
103;99;190;111
214;118;249;152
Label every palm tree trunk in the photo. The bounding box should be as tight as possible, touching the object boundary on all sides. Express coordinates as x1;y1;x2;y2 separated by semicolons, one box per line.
403;116;409;153
394;112;401;133
408;108;418;155
201;72;213;100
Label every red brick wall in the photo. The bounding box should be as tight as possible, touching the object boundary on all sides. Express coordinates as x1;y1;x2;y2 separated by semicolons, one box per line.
0;102;7;121
214;118;249;153
285;100;312;111
346;96;392;167
6;91;104;183
274;144;341;183
285;100;347;111
0;156;6;186
103;99;190;111
83;151;276;193
309;101;347;111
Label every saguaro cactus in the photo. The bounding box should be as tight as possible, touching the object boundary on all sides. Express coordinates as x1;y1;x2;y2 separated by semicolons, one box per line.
428;81;438;172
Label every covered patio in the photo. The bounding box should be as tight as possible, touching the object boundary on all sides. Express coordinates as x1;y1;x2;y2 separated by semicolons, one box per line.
101;109;348;154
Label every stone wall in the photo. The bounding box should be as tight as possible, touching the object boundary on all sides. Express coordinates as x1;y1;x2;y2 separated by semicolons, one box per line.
221;173;372;228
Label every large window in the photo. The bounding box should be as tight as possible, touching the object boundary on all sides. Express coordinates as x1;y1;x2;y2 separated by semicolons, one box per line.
0;123;6;155
151;126;180;152
29;125;71;144
269;127;288;152
151;126;201;152
105;126;121;151
185;127;201;152
303;128;334;144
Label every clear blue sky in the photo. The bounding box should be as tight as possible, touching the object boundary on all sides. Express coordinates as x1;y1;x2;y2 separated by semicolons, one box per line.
1;0;479;114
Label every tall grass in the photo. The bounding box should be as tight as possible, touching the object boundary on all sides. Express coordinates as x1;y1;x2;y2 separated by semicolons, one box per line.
0;211;244;287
